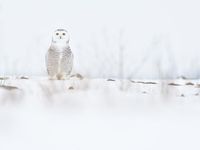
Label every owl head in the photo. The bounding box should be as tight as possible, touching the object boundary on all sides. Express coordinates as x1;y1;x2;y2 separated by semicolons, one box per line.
52;29;70;43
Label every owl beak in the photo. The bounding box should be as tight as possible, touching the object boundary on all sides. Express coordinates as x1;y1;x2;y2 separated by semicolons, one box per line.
59;36;62;39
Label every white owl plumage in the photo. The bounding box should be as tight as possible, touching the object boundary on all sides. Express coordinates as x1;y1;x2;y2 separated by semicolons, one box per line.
46;29;73;80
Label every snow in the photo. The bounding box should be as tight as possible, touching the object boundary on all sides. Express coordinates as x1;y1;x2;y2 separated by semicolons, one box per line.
1;0;200;149
1;78;200;150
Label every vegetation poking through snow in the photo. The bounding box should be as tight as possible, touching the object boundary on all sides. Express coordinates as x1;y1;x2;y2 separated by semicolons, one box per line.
0;79;19;90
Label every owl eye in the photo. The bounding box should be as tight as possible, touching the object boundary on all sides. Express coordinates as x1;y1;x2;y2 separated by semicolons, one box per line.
62;33;66;36
56;33;59;35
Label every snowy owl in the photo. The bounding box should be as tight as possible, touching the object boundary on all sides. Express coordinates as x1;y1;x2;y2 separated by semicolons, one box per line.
46;29;73;80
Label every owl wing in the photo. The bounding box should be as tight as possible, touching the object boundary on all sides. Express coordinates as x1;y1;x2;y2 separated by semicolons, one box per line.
46;48;60;76
60;46;73;75
45;50;49;71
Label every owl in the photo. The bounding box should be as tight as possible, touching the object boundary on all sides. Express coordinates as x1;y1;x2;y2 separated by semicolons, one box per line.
46;29;73;80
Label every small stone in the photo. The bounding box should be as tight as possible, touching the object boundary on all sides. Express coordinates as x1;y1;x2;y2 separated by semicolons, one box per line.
20;76;29;79
76;73;84;80
137;81;157;84
0;77;9;80
0;85;19;90
71;73;84;80
185;82;194;86
107;79;115;81
168;83;181;86
180;94;185;97
68;86;74;90
177;76;187;80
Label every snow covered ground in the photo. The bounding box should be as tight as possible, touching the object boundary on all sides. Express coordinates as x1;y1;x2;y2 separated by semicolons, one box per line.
1;77;200;150
1;0;200;149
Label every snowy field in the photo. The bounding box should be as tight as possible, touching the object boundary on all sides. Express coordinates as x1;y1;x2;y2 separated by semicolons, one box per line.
1;0;200;149
1;77;200;150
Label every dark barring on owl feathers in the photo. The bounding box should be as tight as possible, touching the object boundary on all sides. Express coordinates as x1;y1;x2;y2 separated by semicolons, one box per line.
46;29;73;80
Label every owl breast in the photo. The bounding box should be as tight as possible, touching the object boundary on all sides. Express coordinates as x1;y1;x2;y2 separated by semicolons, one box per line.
46;45;73;78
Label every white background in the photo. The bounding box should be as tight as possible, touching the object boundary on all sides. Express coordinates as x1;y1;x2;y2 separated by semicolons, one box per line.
0;0;200;79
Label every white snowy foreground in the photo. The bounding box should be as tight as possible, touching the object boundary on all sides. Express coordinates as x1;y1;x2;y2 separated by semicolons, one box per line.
1;77;200;150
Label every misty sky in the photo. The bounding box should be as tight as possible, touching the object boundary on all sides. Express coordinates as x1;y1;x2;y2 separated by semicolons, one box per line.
0;0;200;78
